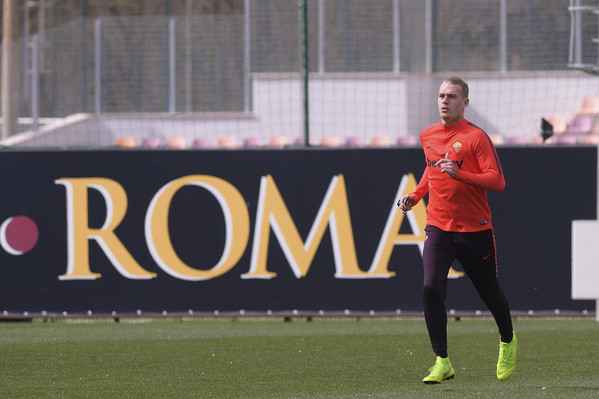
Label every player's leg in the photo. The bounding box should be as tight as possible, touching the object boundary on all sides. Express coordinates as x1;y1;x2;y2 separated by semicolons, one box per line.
456;228;517;380
421;226;456;383
422;226;455;357
455;229;513;339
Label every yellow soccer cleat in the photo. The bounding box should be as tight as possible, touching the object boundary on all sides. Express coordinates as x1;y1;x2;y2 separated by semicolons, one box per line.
497;331;517;380
423;356;455;384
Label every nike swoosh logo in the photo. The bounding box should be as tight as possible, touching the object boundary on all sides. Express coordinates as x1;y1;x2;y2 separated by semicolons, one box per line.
483;251;492;260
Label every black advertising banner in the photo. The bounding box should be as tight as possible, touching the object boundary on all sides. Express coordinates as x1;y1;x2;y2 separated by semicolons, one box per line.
0;147;594;314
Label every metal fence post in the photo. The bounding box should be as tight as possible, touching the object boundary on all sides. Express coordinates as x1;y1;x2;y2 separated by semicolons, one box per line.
500;0;507;72
169;17;176;113
94;17;101;114
244;0;251;113
393;0;400;73
425;0;433;73
318;0;325;74
31;34;39;131
300;0;309;146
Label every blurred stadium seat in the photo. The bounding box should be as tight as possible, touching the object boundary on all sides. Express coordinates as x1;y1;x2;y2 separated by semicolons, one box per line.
580;96;599;115
567;114;593;135
217;137;238;149
556;134;578;145
545;116;568;135
578;134;599;145
268;136;288;148
192;137;212;149
320;136;341;147
489;134;505;146
505;136;529;145
396;136;418;146
165;136;187;149
530;135;547;145
345;137;365;147
292;137;318;146
370;135;391;148
114;137;136;148
243;137;263;148
141;137;161;148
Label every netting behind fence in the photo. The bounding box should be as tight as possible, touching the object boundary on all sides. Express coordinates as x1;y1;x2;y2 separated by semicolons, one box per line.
2;0;599;149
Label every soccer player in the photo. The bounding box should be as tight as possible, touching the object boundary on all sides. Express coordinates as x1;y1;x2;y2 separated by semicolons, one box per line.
398;76;517;384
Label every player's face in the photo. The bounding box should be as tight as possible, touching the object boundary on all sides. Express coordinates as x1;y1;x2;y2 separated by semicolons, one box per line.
438;82;469;122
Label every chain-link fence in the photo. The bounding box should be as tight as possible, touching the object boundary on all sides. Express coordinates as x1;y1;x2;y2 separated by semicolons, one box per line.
1;0;598;148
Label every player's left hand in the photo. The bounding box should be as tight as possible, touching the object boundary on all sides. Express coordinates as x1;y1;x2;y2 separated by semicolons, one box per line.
439;152;456;178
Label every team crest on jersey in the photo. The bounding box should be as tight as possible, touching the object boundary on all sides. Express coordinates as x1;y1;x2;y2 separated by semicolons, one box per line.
452;141;462;153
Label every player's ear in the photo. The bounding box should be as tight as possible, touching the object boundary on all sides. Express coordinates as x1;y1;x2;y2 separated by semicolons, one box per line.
463;98;469;108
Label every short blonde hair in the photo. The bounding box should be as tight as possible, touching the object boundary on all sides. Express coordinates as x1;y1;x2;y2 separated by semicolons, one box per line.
444;76;469;98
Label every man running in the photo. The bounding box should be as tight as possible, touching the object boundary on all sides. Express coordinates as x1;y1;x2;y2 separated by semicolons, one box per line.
399;76;517;384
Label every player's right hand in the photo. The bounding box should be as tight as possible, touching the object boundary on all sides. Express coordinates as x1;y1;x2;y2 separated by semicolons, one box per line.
398;194;417;214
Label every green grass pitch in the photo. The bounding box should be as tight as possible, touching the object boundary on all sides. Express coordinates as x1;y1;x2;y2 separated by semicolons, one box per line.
0;317;597;398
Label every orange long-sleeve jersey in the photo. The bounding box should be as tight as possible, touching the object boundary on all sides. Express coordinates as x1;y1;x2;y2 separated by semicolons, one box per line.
412;117;505;232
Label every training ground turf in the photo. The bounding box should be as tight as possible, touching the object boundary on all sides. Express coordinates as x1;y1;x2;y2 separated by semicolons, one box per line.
0;317;597;398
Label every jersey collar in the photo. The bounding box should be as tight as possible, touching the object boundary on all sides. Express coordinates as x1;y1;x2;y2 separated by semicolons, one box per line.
440;117;468;134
